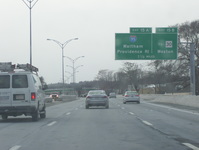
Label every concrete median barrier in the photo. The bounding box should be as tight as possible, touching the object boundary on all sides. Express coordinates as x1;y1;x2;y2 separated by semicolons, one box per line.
141;94;199;108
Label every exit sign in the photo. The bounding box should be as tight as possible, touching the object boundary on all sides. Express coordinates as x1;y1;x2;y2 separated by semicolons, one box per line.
115;27;178;60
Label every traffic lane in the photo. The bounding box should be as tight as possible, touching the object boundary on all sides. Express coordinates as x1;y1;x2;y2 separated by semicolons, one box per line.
0;99;83;150
111;98;199;147
17;99;187;150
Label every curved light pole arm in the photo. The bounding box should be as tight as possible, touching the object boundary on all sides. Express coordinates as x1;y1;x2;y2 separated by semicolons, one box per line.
47;39;63;48
63;38;78;48
74;56;85;62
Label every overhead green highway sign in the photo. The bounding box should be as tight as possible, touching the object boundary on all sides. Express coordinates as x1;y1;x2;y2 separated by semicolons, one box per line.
115;27;178;60
130;27;152;33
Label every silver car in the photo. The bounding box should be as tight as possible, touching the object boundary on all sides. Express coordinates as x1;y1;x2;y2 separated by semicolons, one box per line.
85;90;109;109
109;92;116;98
123;91;140;104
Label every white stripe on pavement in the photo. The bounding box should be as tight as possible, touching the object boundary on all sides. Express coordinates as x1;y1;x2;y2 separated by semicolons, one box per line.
129;112;134;115
183;143;199;150
142;120;153;126
47;121;57;126
66;112;71;115
9;145;21;150
143;101;199;116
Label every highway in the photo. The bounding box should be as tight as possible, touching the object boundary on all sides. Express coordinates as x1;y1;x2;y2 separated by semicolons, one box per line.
0;97;199;150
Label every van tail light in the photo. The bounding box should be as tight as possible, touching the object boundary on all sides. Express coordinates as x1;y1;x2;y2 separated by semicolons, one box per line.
31;93;36;100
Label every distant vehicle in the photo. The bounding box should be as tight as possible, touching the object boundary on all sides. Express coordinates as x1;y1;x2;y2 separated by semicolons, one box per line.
123;91;140;104
109;92;116;98
85;90;109;109
80;93;87;97
0;62;46;121
50;93;59;101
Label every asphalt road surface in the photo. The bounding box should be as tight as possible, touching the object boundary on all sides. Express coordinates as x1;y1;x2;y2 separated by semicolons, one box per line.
0;97;199;150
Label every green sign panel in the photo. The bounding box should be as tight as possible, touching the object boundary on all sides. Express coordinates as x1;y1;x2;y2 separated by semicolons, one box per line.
115;27;178;60
153;33;178;59
115;33;152;60
156;27;177;34
130;27;152;33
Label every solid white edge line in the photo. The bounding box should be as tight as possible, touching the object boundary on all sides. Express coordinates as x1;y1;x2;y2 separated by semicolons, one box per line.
183;143;199;150
142;120;153;126
143;101;199;116
9;145;21;150
47;121;57;126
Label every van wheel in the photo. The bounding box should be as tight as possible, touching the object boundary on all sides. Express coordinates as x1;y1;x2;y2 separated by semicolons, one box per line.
32;109;39;121
2;115;8;120
40;110;46;119
40;105;46;119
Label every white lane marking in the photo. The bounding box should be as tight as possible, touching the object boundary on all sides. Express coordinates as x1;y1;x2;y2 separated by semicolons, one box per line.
66;112;71;115
143;101;199;116
9;145;21;150
183;143;199;150
47;121;57;126
121;107;125;109
129;112;134;115
142;120;153;126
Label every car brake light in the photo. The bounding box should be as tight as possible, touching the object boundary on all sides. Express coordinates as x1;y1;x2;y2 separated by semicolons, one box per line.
31;93;36;100
125;95;129;97
103;96;108;98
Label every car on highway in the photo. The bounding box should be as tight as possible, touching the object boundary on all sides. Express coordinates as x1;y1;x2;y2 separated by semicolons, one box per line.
85;90;109;109
123;91;140;104
50;93;59;101
109;92;116;98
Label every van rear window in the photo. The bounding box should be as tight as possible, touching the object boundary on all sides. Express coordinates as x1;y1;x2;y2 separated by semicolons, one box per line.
0;75;10;88
12;75;28;88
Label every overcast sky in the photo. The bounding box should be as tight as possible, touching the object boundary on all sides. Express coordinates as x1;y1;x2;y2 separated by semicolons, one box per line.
0;0;199;84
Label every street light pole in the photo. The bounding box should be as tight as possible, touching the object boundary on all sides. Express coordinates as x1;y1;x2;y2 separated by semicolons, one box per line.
22;0;38;69
47;38;78;94
65;56;84;83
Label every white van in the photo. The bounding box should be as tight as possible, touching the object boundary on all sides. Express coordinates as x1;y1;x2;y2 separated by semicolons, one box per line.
0;63;46;121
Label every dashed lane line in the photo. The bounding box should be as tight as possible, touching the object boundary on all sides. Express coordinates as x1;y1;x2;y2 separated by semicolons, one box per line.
183;143;199;150
66;112;71;116
129;112;134;115
9;145;21;150
142;120;153;126
47;121;57;127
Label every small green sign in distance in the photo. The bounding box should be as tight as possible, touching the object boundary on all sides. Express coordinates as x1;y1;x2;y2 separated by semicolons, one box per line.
130;27;152;33
156;27;178;34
